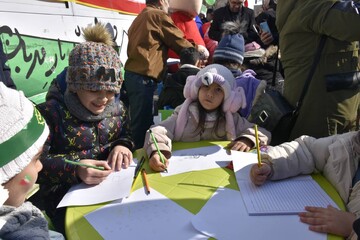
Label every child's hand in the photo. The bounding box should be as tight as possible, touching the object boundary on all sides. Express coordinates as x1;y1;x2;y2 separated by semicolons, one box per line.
107;145;133;171
250;163;271;186
299;205;356;237
227;138;253;152
76;159;112;185
149;152;169;172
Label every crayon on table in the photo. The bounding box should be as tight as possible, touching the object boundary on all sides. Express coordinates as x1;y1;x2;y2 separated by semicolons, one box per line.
134;156;145;179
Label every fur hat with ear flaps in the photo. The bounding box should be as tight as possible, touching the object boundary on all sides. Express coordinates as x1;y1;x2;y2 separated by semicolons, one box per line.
174;64;246;141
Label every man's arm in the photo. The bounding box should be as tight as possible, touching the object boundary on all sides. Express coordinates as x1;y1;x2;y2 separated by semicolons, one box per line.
208;9;223;42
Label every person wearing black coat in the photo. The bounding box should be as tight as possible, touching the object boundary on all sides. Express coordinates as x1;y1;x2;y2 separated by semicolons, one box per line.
157;47;200;109
208;0;258;44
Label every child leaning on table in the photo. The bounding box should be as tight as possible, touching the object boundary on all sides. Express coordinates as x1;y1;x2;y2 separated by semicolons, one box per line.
0;83;64;239
250;131;360;239
144;64;271;172
36;23;134;235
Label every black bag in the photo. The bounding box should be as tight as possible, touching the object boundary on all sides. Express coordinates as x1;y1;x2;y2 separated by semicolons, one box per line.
248;36;327;145
248;87;297;145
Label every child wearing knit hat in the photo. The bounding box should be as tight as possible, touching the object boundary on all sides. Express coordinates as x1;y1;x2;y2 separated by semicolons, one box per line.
36;23;134;234
213;21;246;76
0;83;64;239
212;21;267;119
143;64;271;172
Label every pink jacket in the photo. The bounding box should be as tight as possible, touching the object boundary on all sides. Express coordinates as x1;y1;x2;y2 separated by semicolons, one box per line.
143;102;270;158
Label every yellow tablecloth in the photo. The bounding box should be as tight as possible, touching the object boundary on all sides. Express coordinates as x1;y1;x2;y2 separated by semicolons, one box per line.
65;141;346;240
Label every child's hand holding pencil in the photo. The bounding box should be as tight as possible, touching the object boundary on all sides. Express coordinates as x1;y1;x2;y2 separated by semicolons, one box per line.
148;129;169;172
149;152;169;172
67;159;112;185
250;162;272;186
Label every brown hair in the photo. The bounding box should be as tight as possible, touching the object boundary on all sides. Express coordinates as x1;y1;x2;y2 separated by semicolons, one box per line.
146;0;159;4
195;101;226;139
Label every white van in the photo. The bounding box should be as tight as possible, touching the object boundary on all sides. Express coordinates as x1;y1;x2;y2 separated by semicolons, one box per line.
0;0;141;103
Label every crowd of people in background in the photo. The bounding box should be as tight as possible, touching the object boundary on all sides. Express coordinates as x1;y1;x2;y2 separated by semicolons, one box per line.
1;0;360;239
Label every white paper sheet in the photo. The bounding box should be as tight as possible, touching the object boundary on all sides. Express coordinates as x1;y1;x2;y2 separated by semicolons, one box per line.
160;145;242;177
85;188;208;240
57;164;136;208
191;187;326;240
232;158;338;215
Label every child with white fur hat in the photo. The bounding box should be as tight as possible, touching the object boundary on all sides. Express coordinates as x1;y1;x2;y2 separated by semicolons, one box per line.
0;83;63;239
144;64;271;172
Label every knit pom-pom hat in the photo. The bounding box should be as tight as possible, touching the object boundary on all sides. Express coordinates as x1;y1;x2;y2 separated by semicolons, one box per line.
0;82;49;185
213;33;245;65
67;23;122;93
174;64;246;140
213;21;246;65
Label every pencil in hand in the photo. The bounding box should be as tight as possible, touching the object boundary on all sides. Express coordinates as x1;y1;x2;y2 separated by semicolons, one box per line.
64;159;105;171
254;125;262;168
148;129;167;172
142;169;150;194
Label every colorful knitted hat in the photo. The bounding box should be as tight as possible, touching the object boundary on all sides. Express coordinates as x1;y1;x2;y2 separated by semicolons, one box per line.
174;64;246;140
213;33;245;65
0;82;49;185
67;23;122;93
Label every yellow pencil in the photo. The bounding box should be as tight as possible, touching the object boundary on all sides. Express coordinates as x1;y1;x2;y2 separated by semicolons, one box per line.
142;169;151;194
254;125;262;168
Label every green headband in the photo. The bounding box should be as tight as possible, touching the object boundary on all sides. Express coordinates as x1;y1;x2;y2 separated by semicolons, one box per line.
0;108;46;167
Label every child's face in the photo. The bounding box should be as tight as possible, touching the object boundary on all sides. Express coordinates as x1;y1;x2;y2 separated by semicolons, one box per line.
3;150;43;207
198;83;224;111
76;89;115;115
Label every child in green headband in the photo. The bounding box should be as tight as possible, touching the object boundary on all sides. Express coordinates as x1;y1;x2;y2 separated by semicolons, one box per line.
0;82;63;239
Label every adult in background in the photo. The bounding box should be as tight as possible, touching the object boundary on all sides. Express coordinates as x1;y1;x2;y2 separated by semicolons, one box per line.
242;0;283;88
208;0;258;44
200;8;214;24
256;0;278;46
124;0;196;149
276;0;360;140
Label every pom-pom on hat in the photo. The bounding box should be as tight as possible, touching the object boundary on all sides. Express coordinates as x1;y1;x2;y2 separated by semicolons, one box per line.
213;21;246;65
0;82;49;185
67;23;122;93
174;64;246;140
213;33;245;65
